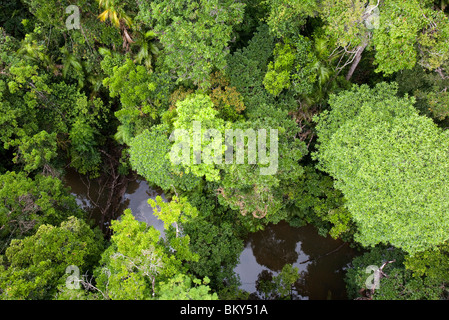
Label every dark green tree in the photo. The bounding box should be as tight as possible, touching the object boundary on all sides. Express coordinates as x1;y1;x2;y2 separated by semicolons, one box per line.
0;216;104;300
0;171;84;253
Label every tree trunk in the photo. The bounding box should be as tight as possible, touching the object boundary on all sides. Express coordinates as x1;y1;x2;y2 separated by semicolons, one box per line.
345;41;368;81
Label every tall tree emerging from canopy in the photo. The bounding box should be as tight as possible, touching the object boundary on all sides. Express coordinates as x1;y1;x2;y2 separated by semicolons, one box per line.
313;82;449;255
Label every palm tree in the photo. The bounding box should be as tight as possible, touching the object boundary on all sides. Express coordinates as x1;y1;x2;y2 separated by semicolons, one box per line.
97;0;132;27
97;0;134;51
300;36;337;107
133;30;160;71
311;37;333;89
59;47;103;96
60;46;83;78
17;34;58;74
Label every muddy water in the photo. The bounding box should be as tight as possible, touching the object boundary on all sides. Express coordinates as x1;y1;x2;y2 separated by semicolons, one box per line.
64;171;359;300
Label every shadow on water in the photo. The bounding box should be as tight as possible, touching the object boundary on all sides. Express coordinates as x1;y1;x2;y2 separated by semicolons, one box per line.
64;171;359;299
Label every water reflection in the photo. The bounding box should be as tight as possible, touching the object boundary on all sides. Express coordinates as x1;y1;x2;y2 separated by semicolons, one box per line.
64;169;166;234
235;221;359;300
64;171;359;300
64;168;95;211
121;178;166;233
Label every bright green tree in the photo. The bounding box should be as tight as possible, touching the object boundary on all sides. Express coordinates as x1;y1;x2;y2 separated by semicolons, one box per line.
263;36;317;97
12;130;57;173
314;82;449;255
157;274;218;300
171;93;228;182
149;195;198;236
94;207;214;300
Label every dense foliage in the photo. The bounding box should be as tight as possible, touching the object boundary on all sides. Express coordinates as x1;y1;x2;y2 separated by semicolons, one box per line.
1;0;449;301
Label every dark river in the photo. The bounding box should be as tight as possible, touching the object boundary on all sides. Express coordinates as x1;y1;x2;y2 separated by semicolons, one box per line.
64;170;359;300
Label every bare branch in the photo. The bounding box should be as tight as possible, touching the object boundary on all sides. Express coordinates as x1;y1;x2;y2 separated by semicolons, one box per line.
369;259;396;297
79;271;110;300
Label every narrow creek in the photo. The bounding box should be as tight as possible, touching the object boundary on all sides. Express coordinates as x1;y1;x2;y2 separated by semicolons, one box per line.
64;169;360;300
